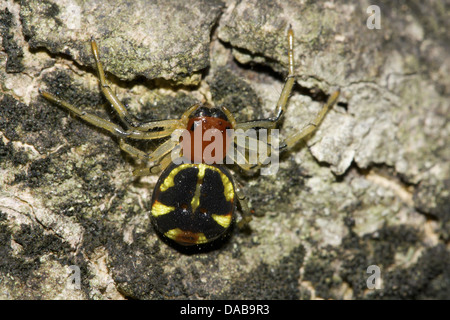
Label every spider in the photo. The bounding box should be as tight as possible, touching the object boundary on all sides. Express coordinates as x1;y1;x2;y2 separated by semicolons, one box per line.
41;29;340;246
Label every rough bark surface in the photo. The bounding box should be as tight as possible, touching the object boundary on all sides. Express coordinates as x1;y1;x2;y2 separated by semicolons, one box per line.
0;0;449;299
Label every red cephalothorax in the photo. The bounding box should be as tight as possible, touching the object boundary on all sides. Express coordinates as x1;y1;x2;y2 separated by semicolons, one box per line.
181;105;233;164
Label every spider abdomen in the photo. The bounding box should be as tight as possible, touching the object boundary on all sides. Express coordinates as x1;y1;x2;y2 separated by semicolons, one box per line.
151;162;235;245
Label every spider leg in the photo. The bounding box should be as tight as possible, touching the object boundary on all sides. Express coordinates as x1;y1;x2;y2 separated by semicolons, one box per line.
226;144;257;171
220;105;237;128
279;89;340;150
234;180;253;228
125;105;202;175
91;40;202;133
272;29;296;122
119;138;180;178
234;130;259;153
157;153;175;171
232;27;340;154
131;152;175;176
42;39;198;138
40;91;181;139
235;120;277;131
235;29;296;133
134;103;201;132
118;137;177;161
91;39;143;130
233;130;270;169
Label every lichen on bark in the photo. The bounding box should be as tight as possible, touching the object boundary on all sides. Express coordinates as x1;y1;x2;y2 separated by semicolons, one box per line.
0;0;449;300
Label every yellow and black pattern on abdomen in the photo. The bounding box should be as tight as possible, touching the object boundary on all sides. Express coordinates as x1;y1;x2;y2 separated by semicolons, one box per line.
151;162;235;245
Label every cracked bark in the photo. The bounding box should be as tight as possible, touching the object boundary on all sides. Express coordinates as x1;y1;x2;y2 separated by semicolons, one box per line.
0;0;449;299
